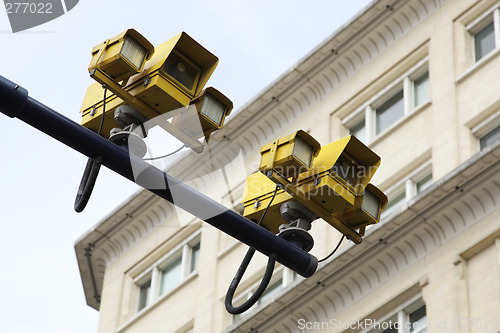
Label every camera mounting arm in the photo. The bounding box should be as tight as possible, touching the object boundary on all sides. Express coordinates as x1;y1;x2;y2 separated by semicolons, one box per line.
90;68;204;153
265;170;363;244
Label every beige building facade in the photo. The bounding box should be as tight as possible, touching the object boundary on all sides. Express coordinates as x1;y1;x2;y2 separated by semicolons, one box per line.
75;0;500;332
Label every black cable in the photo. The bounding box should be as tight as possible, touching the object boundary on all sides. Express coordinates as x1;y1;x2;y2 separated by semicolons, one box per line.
224;185;279;315
139;122;147;138
225;249;276;314
257;185;279;226
318;235;345;263
96;85;107;135
143;145;185;161
74;157;102;212
74;85;107;213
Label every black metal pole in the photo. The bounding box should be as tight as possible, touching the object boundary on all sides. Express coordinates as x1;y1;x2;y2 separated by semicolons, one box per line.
0;75;317;277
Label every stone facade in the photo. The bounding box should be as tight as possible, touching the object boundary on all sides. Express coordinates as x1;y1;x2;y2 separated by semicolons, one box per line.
75;0;500;332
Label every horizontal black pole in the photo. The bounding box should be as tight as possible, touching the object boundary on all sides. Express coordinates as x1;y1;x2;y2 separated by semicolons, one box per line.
0;75;317;277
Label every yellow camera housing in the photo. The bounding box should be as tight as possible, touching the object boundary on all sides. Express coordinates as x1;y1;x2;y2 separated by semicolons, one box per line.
335;183;388;229
297;135;381;212
80;32;219;138
171;87;233;141
88;29;154;83
259;130;321;179
241;172;292;234
242;134;385;242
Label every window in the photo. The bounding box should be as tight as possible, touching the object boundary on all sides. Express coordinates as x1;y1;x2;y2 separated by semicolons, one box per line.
468;6;500;62
376;90;404;135
231;277;284;323
416;173;433;194
190;242;200;273
258;278;283;305
413;71;429;107
409;305;427;333
363;299;427;333
134;234;201;312
137;279;152;311
344;60;429;143
350;119;367;143
381;328;397;333
470;110;500;151
474;21;495;61
381;162;432;220
381;191;406;219
160;256;183;295
480;125;500;149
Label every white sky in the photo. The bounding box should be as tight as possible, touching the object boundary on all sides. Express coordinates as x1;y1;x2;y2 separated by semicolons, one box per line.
0;1;372;332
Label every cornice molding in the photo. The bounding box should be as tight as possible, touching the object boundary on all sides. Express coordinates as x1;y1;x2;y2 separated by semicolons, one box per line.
75;192;178;308
166;0;447;182
210;0;447;155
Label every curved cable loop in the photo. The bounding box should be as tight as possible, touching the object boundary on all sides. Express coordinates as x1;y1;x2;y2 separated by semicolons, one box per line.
224;184;280;314
74;85;107;213
74;157;102;212
225;249;276;314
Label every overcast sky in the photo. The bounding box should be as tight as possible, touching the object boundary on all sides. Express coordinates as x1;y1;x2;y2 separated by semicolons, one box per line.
0;1;372;332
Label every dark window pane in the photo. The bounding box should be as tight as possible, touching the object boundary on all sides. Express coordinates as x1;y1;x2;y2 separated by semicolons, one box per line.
160;256;182;295
376;90;404;134
480;126;500;149
381;191;406;219
138;279;151;311
259;278;283;304
414;72;429;107
410;305;427;332
416;174;433;194
475;22;495;61
350;119;367;143
190;242;200;273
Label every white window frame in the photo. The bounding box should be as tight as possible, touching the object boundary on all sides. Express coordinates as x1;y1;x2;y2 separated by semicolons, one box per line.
457;3;500;83
381;189;406;220
479;125;500;150
343;59;430;144
360;296;427;333
381;161;433;220
467;4;500;63
471;109;500;150
349;118;367;143
136;274;153;312
134;231;201;312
